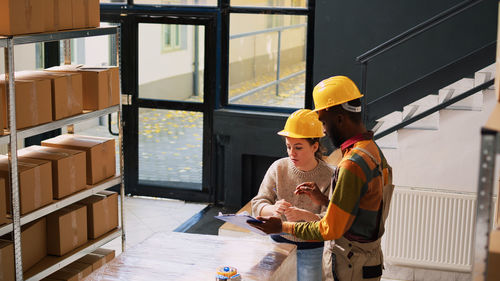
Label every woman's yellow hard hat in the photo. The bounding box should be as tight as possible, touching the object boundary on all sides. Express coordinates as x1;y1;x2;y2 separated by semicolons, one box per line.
312;76;363;112
277;109;325;139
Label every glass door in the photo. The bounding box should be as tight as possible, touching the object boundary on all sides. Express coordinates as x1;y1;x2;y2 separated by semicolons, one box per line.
119;14;217;202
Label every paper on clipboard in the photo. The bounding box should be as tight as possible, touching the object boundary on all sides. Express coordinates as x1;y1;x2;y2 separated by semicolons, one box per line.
215;212;267;235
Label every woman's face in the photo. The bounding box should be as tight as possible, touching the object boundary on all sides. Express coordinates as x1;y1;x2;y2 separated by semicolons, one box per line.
285;137;318;170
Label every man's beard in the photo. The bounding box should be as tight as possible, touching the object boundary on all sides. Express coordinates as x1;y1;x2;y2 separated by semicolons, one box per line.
328;125;344;149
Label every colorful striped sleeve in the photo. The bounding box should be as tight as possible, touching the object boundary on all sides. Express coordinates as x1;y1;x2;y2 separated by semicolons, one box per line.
285;158;366;241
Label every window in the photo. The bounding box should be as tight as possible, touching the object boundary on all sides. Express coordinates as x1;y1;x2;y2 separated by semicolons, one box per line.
229;14;307;108
162;25;186;53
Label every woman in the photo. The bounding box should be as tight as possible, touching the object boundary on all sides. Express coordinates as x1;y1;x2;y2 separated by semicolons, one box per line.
251;109;333;281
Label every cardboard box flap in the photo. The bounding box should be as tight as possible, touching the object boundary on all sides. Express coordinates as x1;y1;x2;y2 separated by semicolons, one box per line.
97;190;117;198
79;194;105;205
46;65;84;72
0;239;11;249
19;145;83;161
16;70;81;80
53;203;86;217
485;103;500;132
0;155;50;173
43;134;114;149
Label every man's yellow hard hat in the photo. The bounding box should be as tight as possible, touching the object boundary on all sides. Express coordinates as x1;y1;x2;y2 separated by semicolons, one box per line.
278;109;325;139
312;76;364;112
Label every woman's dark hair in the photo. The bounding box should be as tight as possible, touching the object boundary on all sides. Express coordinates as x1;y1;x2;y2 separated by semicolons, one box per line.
305;138;325;160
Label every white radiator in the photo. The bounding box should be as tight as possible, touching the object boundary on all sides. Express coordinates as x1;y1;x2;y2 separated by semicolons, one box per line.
381;187;494;272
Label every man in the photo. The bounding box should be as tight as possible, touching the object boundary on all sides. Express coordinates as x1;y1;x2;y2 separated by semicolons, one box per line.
249;76;394;281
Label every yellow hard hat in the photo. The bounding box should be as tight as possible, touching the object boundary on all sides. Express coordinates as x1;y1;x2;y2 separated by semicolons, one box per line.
278;109;325;138
312;76;364;112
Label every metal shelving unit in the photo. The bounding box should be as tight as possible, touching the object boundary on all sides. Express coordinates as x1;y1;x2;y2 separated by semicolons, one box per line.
1;27;125;281
0;105;120;145
472;105;500;281
24;228;122;281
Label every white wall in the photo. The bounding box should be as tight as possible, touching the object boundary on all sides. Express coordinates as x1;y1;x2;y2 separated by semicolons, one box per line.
0;44;37;74
138;24;205;86
382;88;499;193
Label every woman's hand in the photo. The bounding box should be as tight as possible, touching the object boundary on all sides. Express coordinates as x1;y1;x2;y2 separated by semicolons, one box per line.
295;182;330;206
284;206;320;222
273;199;292;216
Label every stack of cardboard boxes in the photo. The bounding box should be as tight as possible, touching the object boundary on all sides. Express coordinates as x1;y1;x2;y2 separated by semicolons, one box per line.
0;67;119;132
0;192;118;278
0;134;118;277
41;248;115;281
0;0;100;36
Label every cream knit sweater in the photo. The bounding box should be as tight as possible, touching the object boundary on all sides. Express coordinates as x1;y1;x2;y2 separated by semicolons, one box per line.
251;157;333;242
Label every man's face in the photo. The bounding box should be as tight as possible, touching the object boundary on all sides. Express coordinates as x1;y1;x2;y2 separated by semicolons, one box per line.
318;109;343;148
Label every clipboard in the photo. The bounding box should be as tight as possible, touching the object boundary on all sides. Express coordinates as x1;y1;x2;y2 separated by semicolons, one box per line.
215;213;267;235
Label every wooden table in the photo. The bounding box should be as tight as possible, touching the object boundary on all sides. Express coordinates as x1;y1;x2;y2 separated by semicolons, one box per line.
86;232;297;281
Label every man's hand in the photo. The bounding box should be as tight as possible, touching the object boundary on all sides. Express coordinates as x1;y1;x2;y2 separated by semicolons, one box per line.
284;206;320;222
247;216;283;234
295;182;329;206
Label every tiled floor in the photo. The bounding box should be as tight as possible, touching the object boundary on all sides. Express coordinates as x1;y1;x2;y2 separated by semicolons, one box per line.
103;196;208;256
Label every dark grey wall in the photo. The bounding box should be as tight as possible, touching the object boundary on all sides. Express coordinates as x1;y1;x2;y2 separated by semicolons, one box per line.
214;110;334;207
214;110;288;207
313;0;497;103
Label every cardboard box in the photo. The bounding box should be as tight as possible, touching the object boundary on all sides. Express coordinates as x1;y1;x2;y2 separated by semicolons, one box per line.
0;155;53;215
45;261;92;281
72;0;100;29
488;229;500;280
47;204;87;256
76;253;105;271
78;191;118;239
0;178;6;226
0;0;47;35
92;248;115;263
0;75;53;129
21;218;47;272
46;65;119;110
18;71;83;120
50;0;72;31
0;240;14;281
42;134;116;185
19;146;86;200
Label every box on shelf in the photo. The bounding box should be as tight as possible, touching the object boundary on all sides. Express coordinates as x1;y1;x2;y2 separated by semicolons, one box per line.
46;65;119;110
72;0;100;30
21;217;47;272
18;145;86;200
488;228;500;280
0;178;6;226
0;239;14;281
92;248;115;263
47;204;87;256
53;0;73;31
17;71;83;120
77;253;106;272
0;75;53;129
0;0;48;35
42;134;116;185
44;261;92;281
78;191;118;239
0;155;53;216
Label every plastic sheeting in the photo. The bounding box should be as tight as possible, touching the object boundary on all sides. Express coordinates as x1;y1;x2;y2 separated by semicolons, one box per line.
86;232;297;281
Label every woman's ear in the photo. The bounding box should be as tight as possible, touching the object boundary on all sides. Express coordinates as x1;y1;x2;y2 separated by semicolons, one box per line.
312;141;319;153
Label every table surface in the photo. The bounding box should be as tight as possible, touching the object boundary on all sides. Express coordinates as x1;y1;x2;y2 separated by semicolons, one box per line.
86;232;297;281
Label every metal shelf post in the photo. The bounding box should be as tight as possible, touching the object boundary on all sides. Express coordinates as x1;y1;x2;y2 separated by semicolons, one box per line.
472;128;499;281
4;38;22;281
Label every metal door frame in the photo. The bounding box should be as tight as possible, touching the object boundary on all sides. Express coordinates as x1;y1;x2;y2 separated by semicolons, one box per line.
102;8;218;202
